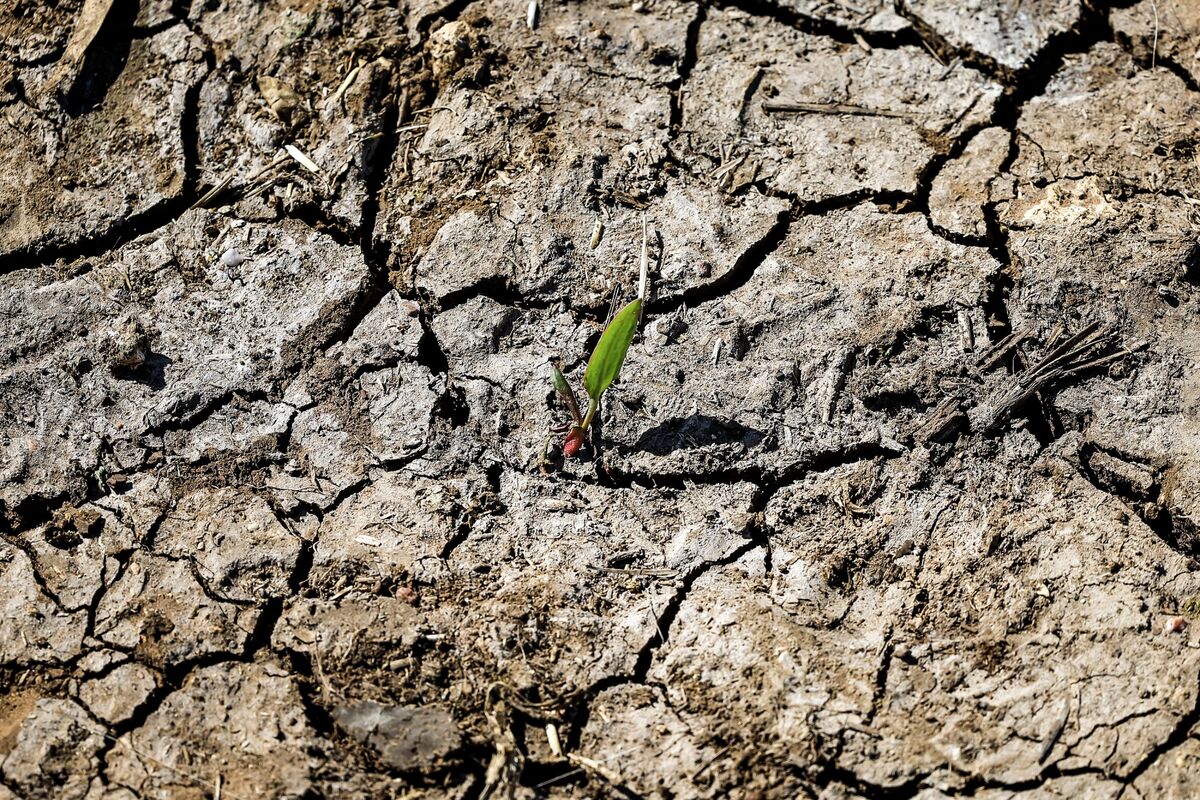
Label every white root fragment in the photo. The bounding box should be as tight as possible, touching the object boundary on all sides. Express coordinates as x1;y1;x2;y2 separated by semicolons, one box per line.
527;0;539;29
324;63;361;112
546;723;563;758
284;144;321;174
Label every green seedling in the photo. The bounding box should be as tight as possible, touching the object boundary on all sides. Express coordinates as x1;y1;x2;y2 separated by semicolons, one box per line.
551;216;651;460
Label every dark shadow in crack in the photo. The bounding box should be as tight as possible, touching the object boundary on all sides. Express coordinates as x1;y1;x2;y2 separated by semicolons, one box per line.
632;414;764;456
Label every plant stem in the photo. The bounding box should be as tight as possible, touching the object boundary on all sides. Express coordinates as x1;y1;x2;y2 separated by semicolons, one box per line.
580;397;598;432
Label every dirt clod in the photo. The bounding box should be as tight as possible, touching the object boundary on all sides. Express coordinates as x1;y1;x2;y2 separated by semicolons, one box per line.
3;0;1200;797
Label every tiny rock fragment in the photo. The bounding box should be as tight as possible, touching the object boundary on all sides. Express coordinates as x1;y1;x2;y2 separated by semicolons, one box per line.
629;26;647;51
428;21;474;81
1166;616;1187;634
79;662;158;725
219;247;244;268
958;309;975;352
50;506;102;543
333;701;462;771
257;75;302;125
106;317;151;372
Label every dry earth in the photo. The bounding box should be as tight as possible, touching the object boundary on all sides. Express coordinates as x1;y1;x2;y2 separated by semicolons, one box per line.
1;0;1200;797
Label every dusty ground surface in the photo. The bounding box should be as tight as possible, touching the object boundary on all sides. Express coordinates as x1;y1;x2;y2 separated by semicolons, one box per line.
1;0;1200;797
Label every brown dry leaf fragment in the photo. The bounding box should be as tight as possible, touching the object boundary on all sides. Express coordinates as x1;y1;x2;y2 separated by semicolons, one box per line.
42;0;116;99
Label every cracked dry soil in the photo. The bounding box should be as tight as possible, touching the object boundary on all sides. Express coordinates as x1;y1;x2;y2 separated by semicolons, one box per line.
1;0;1200;797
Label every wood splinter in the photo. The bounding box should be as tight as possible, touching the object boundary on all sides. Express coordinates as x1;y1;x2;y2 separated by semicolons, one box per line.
763;100;915;119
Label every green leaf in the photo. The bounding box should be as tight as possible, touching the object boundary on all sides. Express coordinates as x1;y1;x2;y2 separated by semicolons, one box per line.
584;298;642;401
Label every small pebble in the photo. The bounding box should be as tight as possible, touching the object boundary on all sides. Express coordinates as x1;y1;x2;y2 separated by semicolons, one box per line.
629;27;647;52
1166;616;1187;634
219;248;244;268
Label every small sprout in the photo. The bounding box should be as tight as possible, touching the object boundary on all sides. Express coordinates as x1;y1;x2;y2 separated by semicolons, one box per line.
551;364;583;426
551;363;587;458
550;217;651;460
582;296;642;403
563;427;586;458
